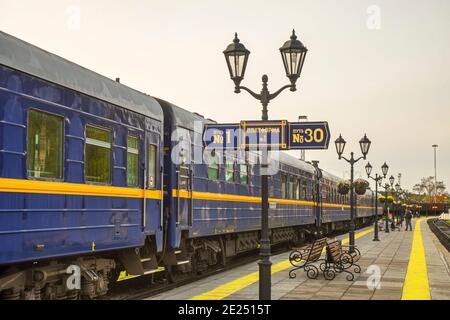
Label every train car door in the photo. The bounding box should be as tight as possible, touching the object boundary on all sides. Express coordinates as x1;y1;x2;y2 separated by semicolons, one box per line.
143;127;163;237
175;150;192;229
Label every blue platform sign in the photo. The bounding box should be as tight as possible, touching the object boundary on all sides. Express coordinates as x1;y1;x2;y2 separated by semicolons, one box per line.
240;120;287;150
203;121;330;150
203;123;240;149
288;121;330;149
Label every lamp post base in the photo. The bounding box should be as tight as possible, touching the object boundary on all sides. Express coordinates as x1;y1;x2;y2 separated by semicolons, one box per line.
258;240;272;300
349;229;355;253
373;218;379;241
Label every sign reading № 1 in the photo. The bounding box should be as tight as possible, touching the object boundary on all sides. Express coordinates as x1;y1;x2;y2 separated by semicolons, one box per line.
203;120;330;150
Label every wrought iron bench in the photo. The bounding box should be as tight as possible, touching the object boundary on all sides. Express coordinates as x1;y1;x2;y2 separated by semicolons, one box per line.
320;240;361;281
289;238;327;279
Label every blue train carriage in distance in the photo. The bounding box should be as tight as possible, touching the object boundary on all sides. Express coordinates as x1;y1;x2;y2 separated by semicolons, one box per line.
318;171;381;235
0;31;164;299
156;99;317;273
154;99;377;276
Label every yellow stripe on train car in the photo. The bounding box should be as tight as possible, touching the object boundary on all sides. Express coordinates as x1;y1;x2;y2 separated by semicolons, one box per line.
171;189;373;209
0;177;163;199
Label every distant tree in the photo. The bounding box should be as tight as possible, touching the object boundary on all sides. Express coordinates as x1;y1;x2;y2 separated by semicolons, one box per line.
413;176;447;202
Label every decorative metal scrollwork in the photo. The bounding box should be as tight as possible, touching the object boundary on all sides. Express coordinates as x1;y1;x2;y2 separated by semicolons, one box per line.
304;264;319;279
289;250;305;268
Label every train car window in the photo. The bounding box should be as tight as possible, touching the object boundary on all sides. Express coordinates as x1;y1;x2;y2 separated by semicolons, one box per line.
289;176;295;199
302;180;307;200
148;144;157;188
27;109;63;180
207;156;219;180
239;163;248;184
225;159;235;183
295;178;300;200
127;135;139;187
281;173;287;199
85;125;111;184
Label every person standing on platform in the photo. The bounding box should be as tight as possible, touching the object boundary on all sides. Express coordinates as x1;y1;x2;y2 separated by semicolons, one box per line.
405;209;413;231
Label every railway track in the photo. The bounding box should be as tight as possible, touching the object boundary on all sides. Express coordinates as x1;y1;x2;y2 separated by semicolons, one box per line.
428;219;450;252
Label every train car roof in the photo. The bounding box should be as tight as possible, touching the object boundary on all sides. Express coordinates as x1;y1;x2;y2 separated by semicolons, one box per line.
155;97;214;130
278;152;343;182
0;31;163;121
321;170;343;183
278;152;316;174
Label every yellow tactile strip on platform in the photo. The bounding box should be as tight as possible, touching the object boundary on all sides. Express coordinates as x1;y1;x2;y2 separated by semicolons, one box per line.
401;218;431;300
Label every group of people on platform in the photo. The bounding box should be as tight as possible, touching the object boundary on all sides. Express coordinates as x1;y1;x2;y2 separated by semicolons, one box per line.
378;209;415;232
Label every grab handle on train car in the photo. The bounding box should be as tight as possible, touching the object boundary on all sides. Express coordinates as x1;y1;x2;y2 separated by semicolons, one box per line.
176;169;180;225
142;159;147;230
160;166;164;230
188;164;193;226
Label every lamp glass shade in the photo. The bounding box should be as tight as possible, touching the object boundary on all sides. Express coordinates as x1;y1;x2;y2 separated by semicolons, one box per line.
365;162;373;177
334;134;346;157
381;162;389;177
389;175;395;186
223;33;250;83
359;134;371;157
279;30;307;83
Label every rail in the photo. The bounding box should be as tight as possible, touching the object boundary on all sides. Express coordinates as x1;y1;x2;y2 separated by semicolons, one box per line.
428;218;450;251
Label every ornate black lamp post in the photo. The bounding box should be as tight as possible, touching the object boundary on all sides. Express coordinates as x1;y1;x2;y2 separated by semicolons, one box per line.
365;161;389;241
334;134;371;252
383;175;395;231
394;182;402;226
223;30;307;300
311;161;322;228
379;182;391;233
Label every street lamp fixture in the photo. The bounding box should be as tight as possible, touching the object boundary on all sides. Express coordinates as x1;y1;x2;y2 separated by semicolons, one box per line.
365;162;372;177
381;162;389;177
223;33;250;90
389;175;395;187
365;162;388;241
334;134;371;251
334;134;346;159
279;30;308;88
359;134;371;158
224;30;307;301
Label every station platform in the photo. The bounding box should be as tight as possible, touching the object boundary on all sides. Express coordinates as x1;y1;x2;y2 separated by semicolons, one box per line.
147;218;450;300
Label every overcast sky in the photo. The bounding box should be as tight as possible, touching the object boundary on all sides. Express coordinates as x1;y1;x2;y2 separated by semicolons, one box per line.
1;0;449;191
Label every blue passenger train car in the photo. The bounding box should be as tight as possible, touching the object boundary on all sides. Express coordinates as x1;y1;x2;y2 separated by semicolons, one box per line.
156;100;379;271
0;32;164;299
